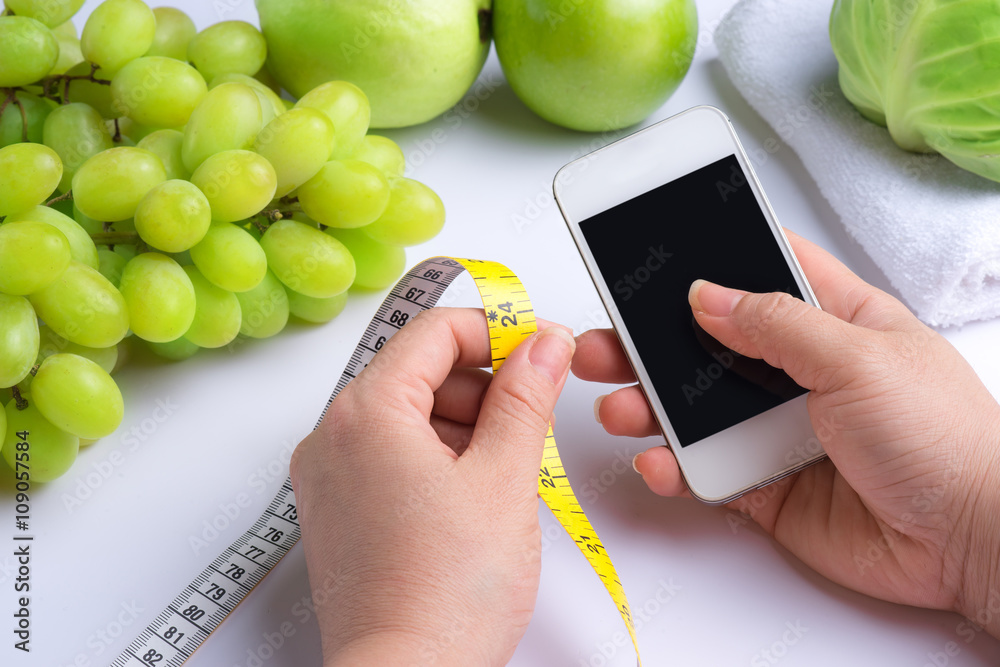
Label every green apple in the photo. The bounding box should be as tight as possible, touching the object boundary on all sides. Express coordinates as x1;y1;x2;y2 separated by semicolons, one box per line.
494;0;698;132
255;0;492;128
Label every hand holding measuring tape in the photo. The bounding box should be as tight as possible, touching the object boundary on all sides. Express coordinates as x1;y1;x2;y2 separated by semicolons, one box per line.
112;258;641;666
291;305;576;664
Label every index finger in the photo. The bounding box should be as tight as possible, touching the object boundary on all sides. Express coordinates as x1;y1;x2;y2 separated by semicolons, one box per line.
331;307;494;425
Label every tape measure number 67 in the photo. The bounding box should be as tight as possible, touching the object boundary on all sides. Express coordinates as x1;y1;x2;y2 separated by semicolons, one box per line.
112;257;642;667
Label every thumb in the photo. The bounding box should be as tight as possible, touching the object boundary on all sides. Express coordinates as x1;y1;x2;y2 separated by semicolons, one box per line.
466;326;576;482
689;279;872;393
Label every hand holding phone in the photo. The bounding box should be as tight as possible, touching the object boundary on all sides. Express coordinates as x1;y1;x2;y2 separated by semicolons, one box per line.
556;106;823;503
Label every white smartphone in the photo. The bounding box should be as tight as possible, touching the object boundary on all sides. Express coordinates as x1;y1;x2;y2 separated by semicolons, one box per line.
555;105;826;504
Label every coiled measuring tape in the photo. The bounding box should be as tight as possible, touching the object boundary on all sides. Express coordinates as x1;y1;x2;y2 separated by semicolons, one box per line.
111;257;641;667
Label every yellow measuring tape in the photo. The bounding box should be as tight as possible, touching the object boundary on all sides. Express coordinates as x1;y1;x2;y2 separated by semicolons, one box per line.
112;257;641;666
456;258;641;664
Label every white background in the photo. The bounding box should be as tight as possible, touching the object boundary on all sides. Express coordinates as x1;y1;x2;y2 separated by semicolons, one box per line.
5;0;1000;665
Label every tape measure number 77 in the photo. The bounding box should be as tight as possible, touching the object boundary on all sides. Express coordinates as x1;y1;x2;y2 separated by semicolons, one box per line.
112;257;642;667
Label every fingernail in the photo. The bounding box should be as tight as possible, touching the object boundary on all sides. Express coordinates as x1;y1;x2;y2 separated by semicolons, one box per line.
632;452;643;474
593;395;607;424
689;279;746;317
529;327;576;384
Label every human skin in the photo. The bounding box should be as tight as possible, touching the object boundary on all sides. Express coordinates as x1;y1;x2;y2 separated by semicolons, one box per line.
578;230;1000;636
290;310;576;666
292;230;1000;666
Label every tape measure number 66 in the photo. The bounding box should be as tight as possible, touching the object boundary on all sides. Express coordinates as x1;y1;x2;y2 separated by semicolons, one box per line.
112;257;642;667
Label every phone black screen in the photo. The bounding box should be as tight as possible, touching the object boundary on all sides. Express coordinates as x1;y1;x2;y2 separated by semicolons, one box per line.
578;154;807;447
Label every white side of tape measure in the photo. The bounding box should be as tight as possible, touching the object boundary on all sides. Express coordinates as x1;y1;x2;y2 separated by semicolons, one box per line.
111;258;468;667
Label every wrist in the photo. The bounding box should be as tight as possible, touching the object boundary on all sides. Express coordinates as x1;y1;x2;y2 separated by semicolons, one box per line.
325;630;472;667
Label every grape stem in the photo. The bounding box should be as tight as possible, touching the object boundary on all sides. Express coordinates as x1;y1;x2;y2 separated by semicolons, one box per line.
45;190;74;207
91;232;140;246
38;63;112;105
0;89;29;142
10;386;28;412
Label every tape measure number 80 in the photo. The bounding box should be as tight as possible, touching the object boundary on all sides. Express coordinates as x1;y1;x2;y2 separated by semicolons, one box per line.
112;257;641;667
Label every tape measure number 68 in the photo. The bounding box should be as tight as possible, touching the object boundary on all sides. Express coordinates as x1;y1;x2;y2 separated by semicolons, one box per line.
112;257;642;667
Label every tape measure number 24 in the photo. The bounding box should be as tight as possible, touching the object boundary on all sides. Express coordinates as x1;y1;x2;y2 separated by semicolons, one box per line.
112;257;642;667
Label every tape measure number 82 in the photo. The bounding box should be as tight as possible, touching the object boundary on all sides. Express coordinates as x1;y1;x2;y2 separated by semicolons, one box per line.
112;257;642;667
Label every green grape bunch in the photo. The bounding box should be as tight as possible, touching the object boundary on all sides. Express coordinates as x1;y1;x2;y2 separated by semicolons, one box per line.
0;0;447;484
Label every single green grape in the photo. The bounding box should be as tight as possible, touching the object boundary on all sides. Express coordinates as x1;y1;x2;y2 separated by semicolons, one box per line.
286;289;348;324
80;0;156;75
297;159;390;229
37;324;118;374
187;21;267;84
2;401;79;483
4;0;85;28
146;7;197;61
253;62;282;94
260;220;356;298
118;253;196;343
235;269;289;339
189;223;267;293
0;91;53;148
253;108;334;197
295;81;371;159
51;27;84;74
134;180;212;253
32;353;123;439
29;262;129;348
136;129;190;181
326;227;406;290
0;294;40;388
351;135;407;177
147;337;200;361
111;57;208;129
114;244;137;262
73;147;167;222
62;62;117;118
0;16;59;87
96;248;127;287
43;102;114;192
115;117;155;144
72;203;103;235
182;265;242;348
0;143;63;217
190;149;277;223
52;20;77;38
0;221;72;295
6;205;99;269
181;82;264;173
364;178;446;247
209;73;285;118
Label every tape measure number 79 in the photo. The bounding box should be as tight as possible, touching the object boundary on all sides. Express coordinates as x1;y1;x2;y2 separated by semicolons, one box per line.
111;257;642;667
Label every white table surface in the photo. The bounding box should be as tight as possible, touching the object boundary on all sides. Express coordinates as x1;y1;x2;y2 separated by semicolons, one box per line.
6;1;1000;665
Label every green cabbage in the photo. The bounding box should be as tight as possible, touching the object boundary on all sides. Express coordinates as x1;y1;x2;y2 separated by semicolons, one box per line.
830;0;1000;181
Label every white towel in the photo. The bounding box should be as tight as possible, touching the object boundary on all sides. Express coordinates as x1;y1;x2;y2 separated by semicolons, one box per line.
714;0;1000;328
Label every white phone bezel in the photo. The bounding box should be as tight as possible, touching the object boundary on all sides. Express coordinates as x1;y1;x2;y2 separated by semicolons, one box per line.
554;105;826;504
